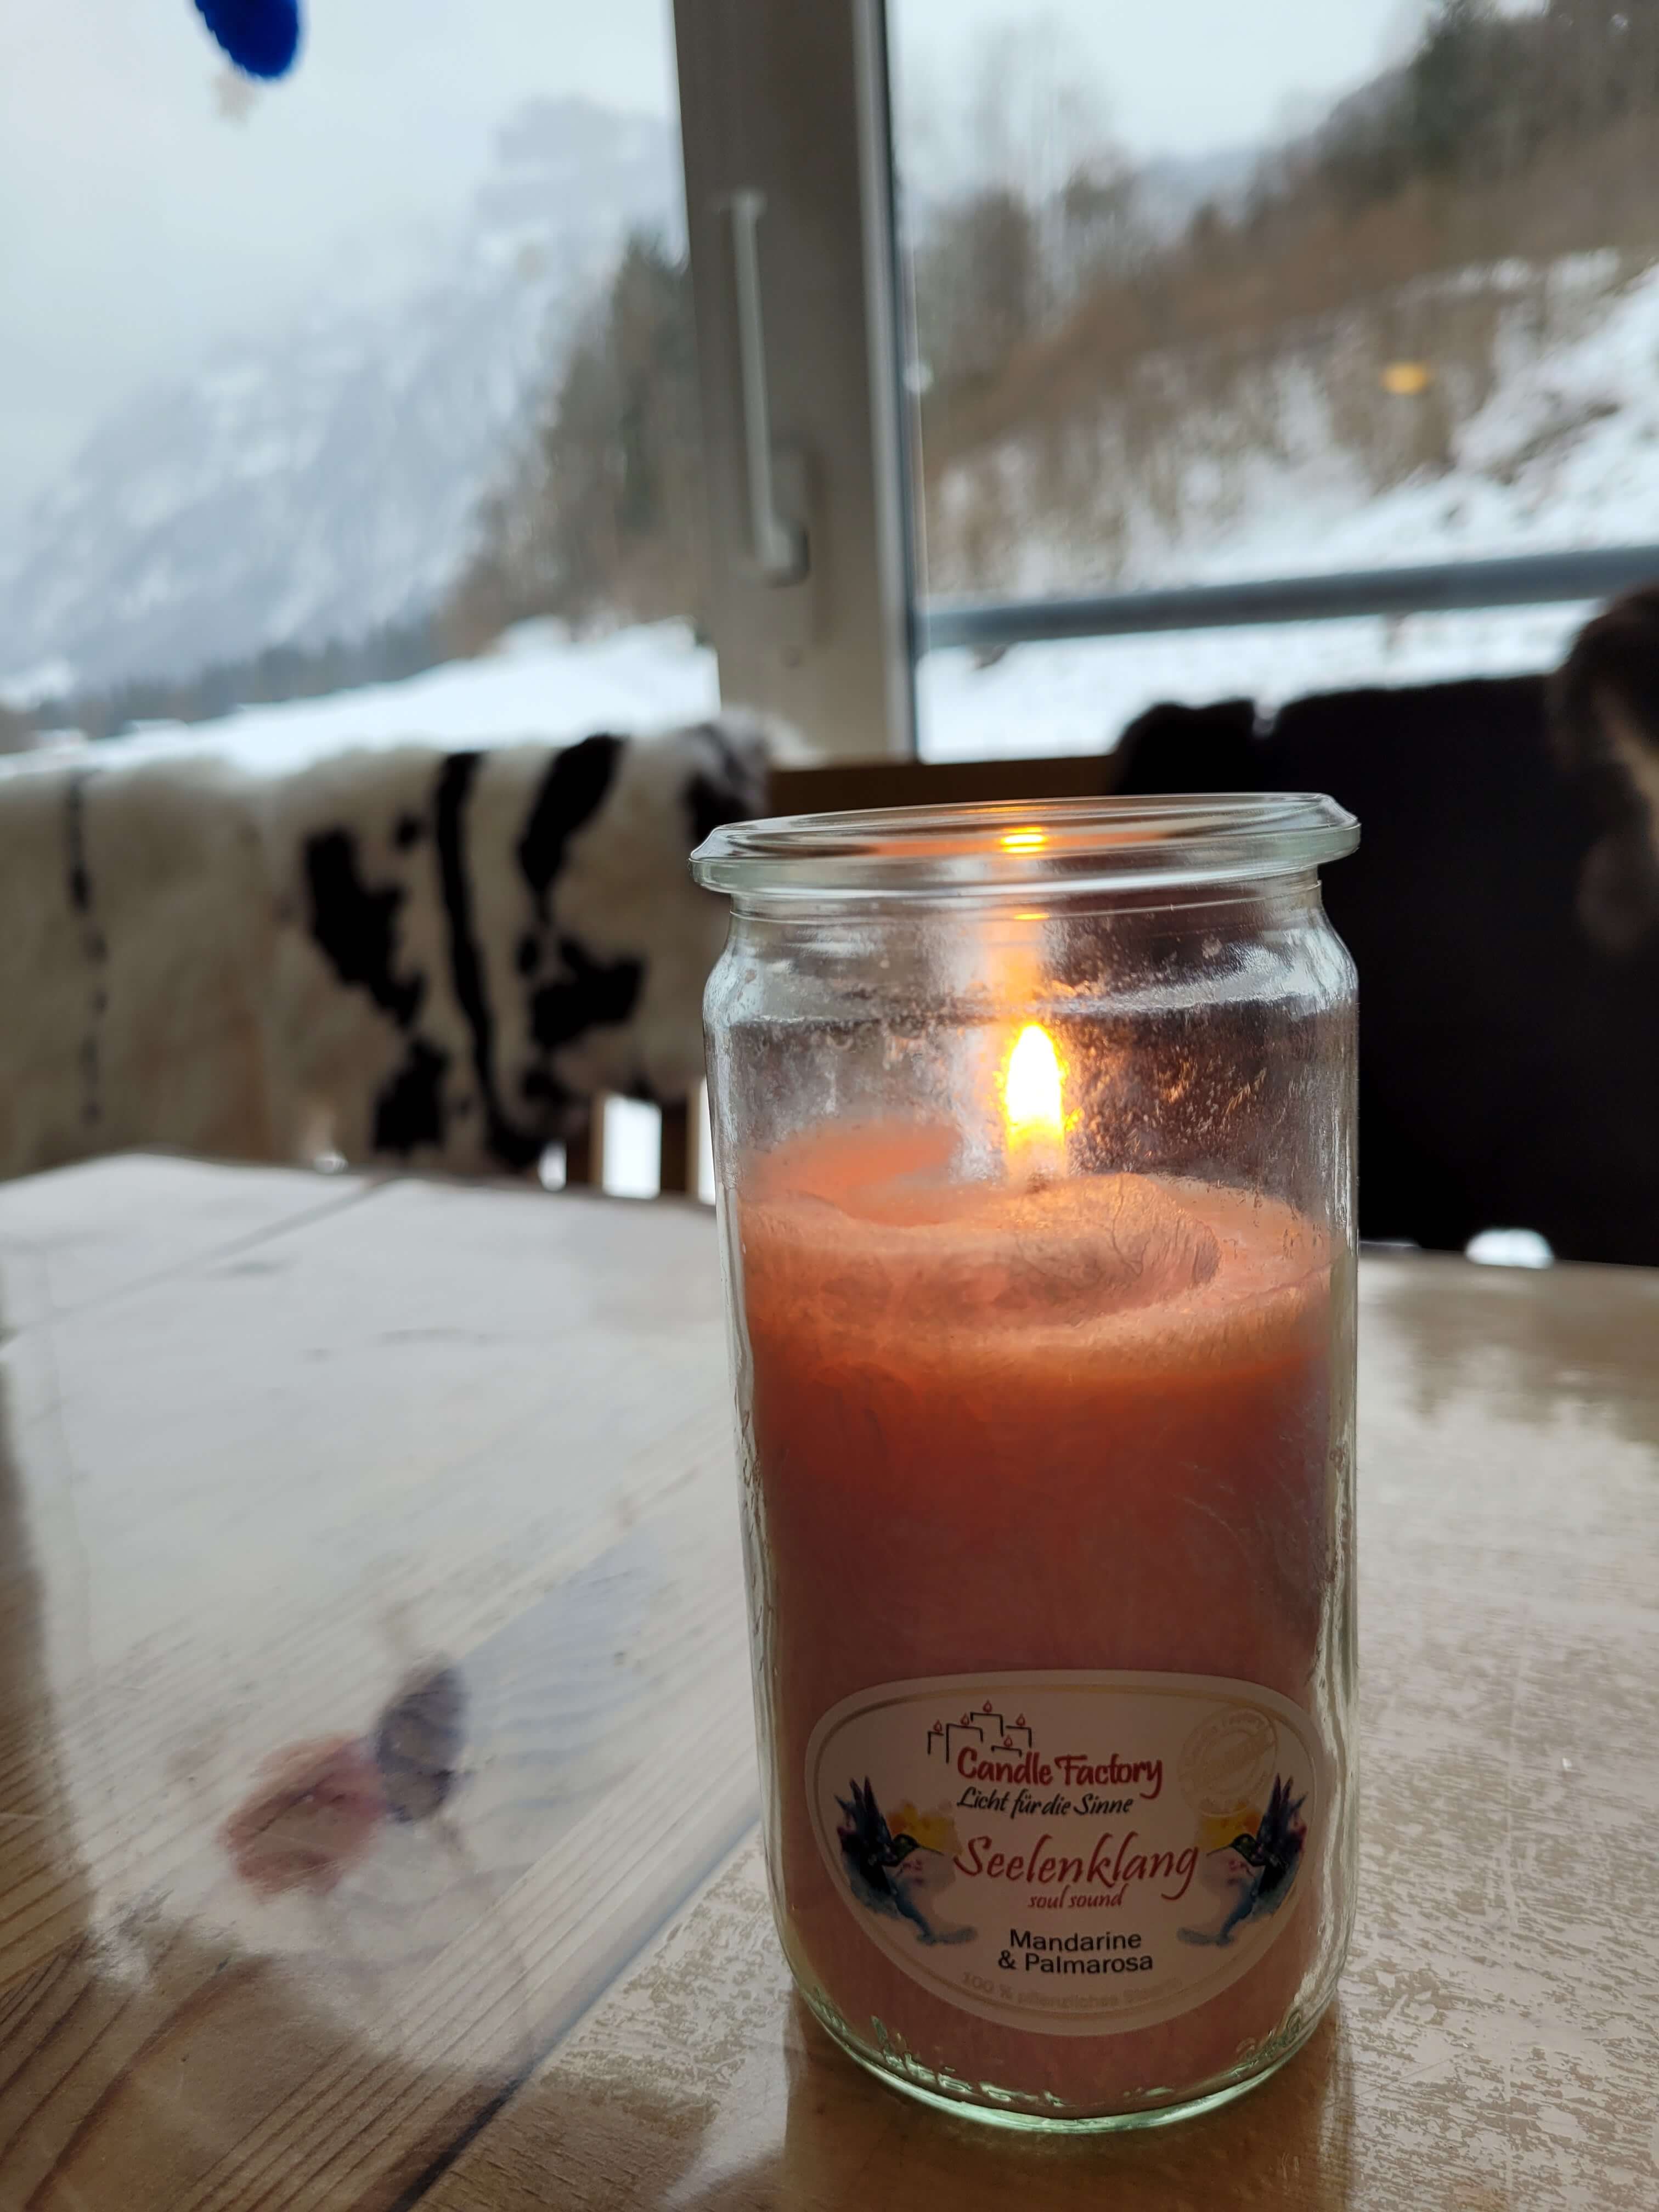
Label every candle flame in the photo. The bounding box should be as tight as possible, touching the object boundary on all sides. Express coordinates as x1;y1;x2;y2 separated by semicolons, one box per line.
1002;1023;1065;1165
1001;826;1047;851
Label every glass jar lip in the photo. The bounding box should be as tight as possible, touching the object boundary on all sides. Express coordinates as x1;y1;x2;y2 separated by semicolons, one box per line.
692;792;1358;900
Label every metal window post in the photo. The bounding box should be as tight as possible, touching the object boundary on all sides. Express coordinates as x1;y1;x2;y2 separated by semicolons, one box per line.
674;0;915;760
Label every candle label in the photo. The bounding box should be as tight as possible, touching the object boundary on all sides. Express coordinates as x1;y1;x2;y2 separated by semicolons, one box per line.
806;1672;1326;2038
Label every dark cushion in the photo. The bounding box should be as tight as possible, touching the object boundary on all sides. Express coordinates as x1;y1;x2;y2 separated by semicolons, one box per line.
1114;678;1659;1265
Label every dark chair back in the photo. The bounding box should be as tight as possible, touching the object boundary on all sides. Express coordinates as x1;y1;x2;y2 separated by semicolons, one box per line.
1115;677;1659;1265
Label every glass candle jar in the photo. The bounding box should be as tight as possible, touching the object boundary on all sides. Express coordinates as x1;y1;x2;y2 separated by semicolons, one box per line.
692;795;1359;2131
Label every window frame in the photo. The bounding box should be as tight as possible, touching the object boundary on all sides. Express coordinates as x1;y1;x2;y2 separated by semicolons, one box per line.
674;0;916;760
674;1;1659;759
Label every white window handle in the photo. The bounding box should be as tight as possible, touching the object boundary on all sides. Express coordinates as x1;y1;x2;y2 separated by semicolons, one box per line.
723;190;808;584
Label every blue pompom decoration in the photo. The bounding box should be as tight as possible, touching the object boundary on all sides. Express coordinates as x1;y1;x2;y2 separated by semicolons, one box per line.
194;0;302;80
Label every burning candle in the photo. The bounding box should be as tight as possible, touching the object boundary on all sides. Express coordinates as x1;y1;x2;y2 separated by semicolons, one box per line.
695;795;1358;2130
1001;1023;1067;1183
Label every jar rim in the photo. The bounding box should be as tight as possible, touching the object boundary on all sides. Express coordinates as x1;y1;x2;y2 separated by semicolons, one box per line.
692;791;1358;900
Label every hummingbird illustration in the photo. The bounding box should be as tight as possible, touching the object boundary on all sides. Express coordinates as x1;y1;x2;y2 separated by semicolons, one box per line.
835;1777;971;1946
1217;1774;1306;1942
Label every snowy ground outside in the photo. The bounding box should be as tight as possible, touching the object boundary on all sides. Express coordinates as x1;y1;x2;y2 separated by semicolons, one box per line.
8;620;720;779
915;600;1593;759
7;595;1595;781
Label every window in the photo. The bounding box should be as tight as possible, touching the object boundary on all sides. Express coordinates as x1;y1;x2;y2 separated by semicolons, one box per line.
8;4;1657;768
0;2;711;761
677;0;1659;759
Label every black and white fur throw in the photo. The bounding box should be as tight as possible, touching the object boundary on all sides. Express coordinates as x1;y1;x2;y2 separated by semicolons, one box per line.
0;714;769;1184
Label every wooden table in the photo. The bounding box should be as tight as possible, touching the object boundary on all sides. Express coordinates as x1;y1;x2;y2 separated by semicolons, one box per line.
0;1157;1654;2209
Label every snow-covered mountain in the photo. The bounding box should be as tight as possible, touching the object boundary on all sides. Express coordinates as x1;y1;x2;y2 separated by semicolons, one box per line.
0;100;678;699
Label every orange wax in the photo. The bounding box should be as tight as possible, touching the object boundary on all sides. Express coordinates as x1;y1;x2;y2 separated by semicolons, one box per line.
737;1121;1340;2113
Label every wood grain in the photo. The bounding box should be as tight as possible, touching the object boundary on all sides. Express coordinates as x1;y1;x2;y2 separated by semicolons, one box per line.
420;1256;1659;2211
0;1153;371;1335
0;1162;1654;2209
0;1161;753;2207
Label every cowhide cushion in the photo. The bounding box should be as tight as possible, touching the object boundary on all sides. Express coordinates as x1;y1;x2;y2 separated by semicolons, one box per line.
0;714;769;1183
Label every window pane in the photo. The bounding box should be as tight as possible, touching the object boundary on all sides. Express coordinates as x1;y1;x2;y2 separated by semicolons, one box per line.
916;601;1594;760
889;1;1656;752
0;4;711;757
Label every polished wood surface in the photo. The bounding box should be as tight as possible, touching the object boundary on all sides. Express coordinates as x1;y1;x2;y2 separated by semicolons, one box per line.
0;1159;1655;2208
0;1156;754;2209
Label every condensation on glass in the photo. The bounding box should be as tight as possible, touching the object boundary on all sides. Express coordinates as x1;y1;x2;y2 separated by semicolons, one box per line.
695;794;1361;2129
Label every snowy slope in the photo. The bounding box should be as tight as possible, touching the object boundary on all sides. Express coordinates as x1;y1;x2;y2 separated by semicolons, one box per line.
0;100;676;698
905;252;1659;748
931;255;1659;602
1164;259;1659;589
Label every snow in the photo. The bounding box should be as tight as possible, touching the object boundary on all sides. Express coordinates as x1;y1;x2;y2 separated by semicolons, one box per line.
15;257;1652;771
910;255;1659;752
5;212;1648;764
1;595;1585;781
915;601;1590;759
930;254;1659;606
1167;255;1659;586
0;620;720;781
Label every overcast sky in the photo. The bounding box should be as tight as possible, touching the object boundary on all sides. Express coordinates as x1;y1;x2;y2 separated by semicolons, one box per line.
0;0;1423;531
